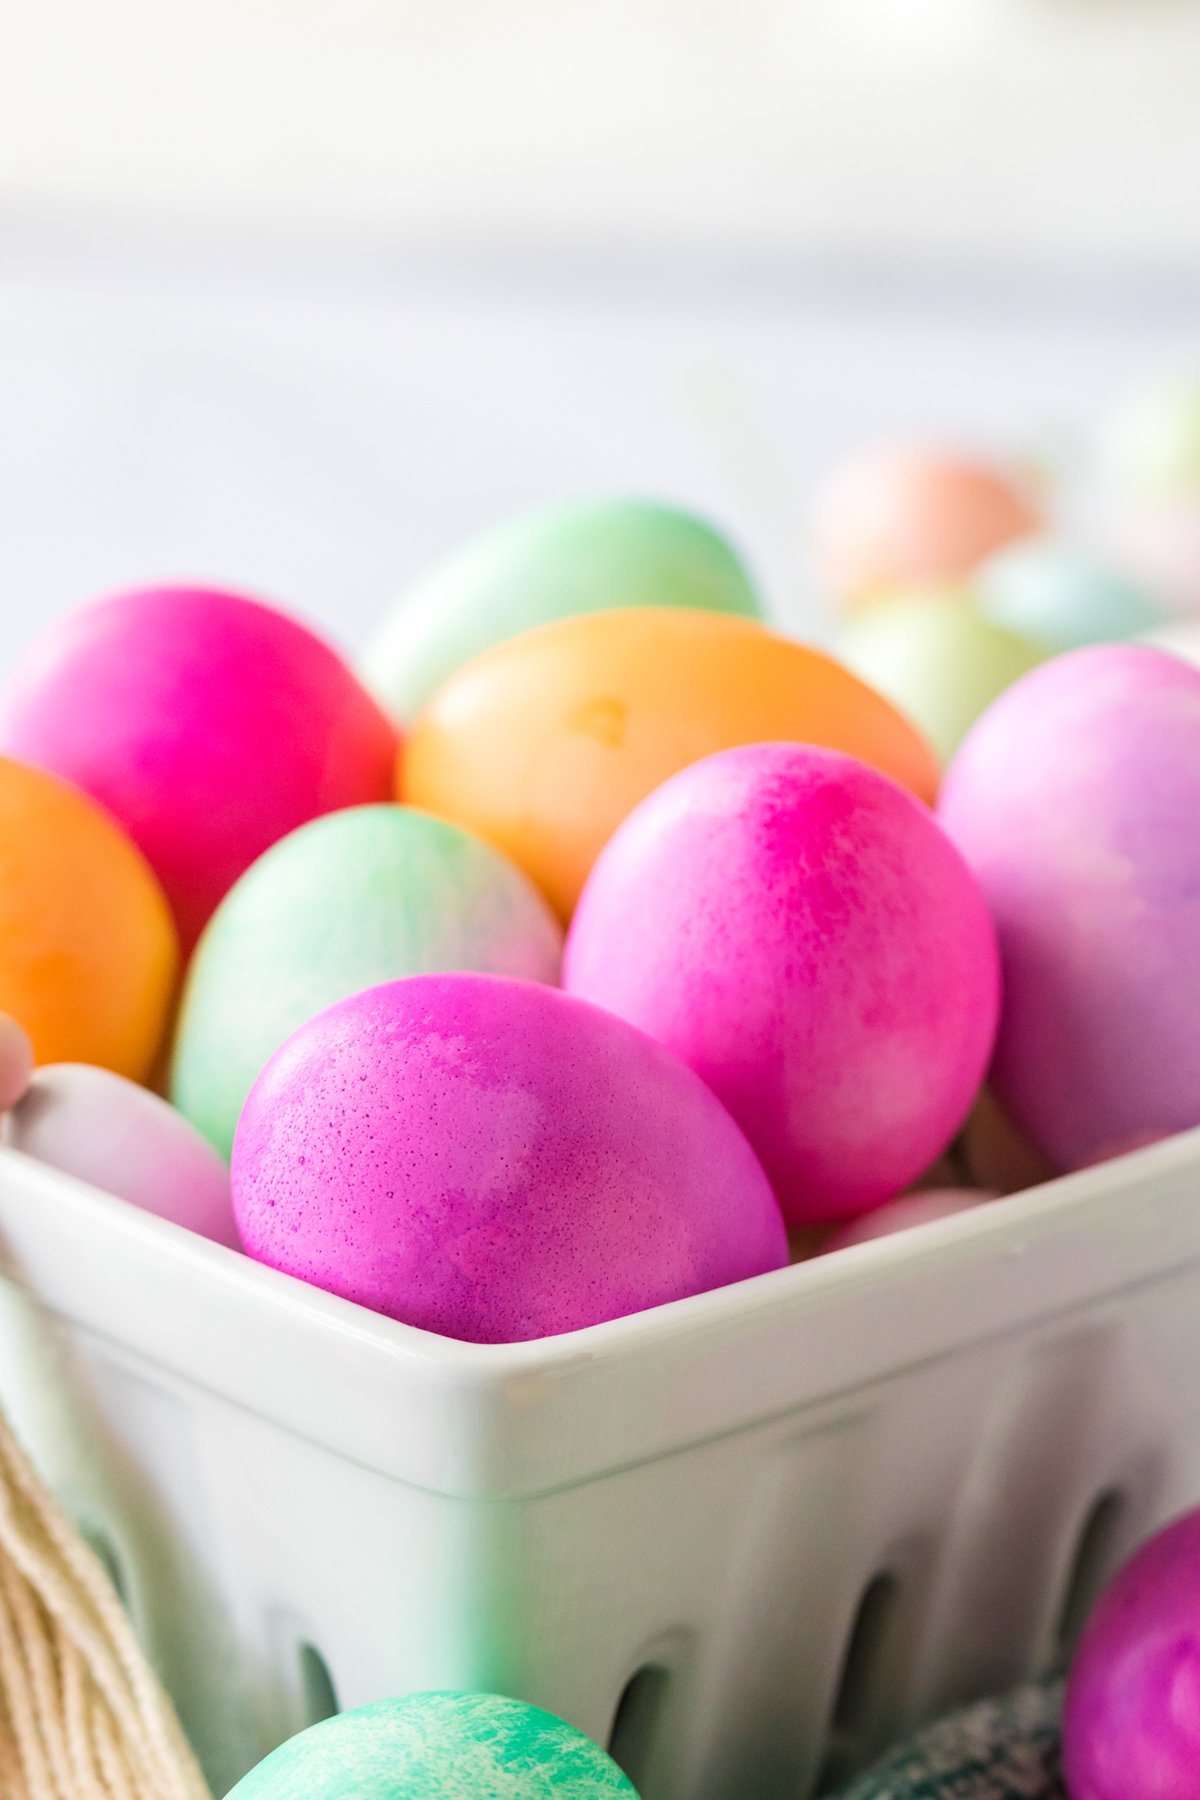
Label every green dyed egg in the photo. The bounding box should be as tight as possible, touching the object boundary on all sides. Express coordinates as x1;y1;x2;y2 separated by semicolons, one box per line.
1102;377;1200;501
976;539;1159;650
171;805;562;1156
225;1692;641;1799
837;586;1046;765
360;499;760;723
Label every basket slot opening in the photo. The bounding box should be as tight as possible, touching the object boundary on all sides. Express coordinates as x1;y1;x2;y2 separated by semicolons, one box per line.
1055;1489;1125;1659
814;1572;900;1797
298;1642;339;1724
608;1664;669;1789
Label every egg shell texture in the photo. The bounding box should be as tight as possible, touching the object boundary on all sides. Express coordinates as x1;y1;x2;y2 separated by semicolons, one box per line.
403;606;939;919
226;1692;640;1799
171;804;563;1158
0;587;397;948
564;744;1000;1226
939;644;1200;1172
360;496;760;723
232;974;786;1343
1063;1507;1200;1800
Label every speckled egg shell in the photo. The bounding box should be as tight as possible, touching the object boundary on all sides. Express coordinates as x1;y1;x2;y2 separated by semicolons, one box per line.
225;1692;640;1799
0;586;397;948
172;804;562;1158
231;974;786;1343
360;497;761;724
939;644;1200;1171
564;744;1000;1227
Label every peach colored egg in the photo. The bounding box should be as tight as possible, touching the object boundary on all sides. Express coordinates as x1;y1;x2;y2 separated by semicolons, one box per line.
402;608;939;920
814;447;1041;605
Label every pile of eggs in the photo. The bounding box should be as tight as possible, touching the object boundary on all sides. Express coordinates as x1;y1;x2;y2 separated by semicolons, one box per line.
4;382;1200;1356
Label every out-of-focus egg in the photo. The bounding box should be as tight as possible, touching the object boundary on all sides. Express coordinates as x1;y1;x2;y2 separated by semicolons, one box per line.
976;539;1159;650
1063;1506;1200;1800
837;586;1046;764
360;498;761;724
812;447;1041;605
940;645;1200;1171
226;1692;640;1799
403;608;939;919
0;756;177;1079
172;804;561;1157
1140;615;1200;670
232;974;786;1343
0;587;397;948
823;1188;993;1253
8;1063;238;1247
0;1015;34;1111
564;745;1000;1227
1100;376;1200;502
959;1087;1054;1196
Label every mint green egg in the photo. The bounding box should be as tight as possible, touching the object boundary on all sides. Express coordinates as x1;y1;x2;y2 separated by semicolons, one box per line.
837;586;1046;765
976;539;1159;650
171;806;562;1157
225;1693;641;1800
360;499;761;724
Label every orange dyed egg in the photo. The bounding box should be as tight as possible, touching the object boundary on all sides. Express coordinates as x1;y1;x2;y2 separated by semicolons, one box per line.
401;608;939;918
0;756;178;1079
814;447;1041;605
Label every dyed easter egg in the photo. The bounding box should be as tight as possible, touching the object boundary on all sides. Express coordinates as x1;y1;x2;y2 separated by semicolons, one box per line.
1107;504;1200;616
940;645;1200;1171
1101;376;1200;501
977;539;1159;650
172;804;562;1157
0;756;176;1079
0;1015;34;1111
837;587;1045;764
361;498;760;724
564;745;1000;1226
1063;1506;1200;1800
823;1189;991;1254
813;447;1040;604
232;974;786;1342
226;1693;640;1799
403;608;939;919
9;1064;238;1247
0;587;397;948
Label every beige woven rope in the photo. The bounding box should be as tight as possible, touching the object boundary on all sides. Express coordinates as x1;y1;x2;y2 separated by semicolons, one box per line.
0;1401;210;1800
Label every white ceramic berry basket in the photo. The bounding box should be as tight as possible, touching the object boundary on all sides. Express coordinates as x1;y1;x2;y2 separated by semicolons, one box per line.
1;1136;1198;1800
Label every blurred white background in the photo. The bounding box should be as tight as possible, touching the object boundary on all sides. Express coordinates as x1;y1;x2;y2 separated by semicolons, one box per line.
2;0;1200;665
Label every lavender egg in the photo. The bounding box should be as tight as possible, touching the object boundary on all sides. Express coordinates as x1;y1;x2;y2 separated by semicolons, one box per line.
1064;1506;1200;1800
231;974;786;1343
940;645;1200;1171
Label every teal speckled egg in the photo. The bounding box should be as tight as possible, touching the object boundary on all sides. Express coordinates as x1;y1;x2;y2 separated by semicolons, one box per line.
171;805;562;1157
359;498;761;724
976;539;1160;650
225;1693;641;1799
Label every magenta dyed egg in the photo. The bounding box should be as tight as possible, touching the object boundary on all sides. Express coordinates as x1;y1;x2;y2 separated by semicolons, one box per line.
939;645;1200;1172
0;587;397;948
1063;1506;1200;1800
231;974;786;1343
563;744;1000;1227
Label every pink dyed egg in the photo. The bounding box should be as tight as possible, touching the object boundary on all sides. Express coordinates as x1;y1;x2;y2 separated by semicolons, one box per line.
563;745;1000;1227
1063;1506;1200;1800
0;587;397;948
231;974;786;1343
823;1188;991;1253
939;645;1200;1172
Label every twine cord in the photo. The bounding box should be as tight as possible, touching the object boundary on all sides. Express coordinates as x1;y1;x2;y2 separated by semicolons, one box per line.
0;1402;210;1800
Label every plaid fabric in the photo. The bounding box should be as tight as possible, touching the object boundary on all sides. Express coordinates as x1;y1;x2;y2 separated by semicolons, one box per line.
834;1682;1065;1800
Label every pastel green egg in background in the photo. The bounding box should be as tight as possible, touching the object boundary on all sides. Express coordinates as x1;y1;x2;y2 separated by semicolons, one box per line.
171;805;563;1157
359;498;761;724
837;585;1046;765
224;1692;641;1800
1100;376;1200;501
976;538;1160;651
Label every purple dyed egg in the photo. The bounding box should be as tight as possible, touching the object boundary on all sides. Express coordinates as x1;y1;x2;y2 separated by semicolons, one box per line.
231;973;786;1343
563;744;1000;1227
1064;1506;1200;1800
939;645;1200;1172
